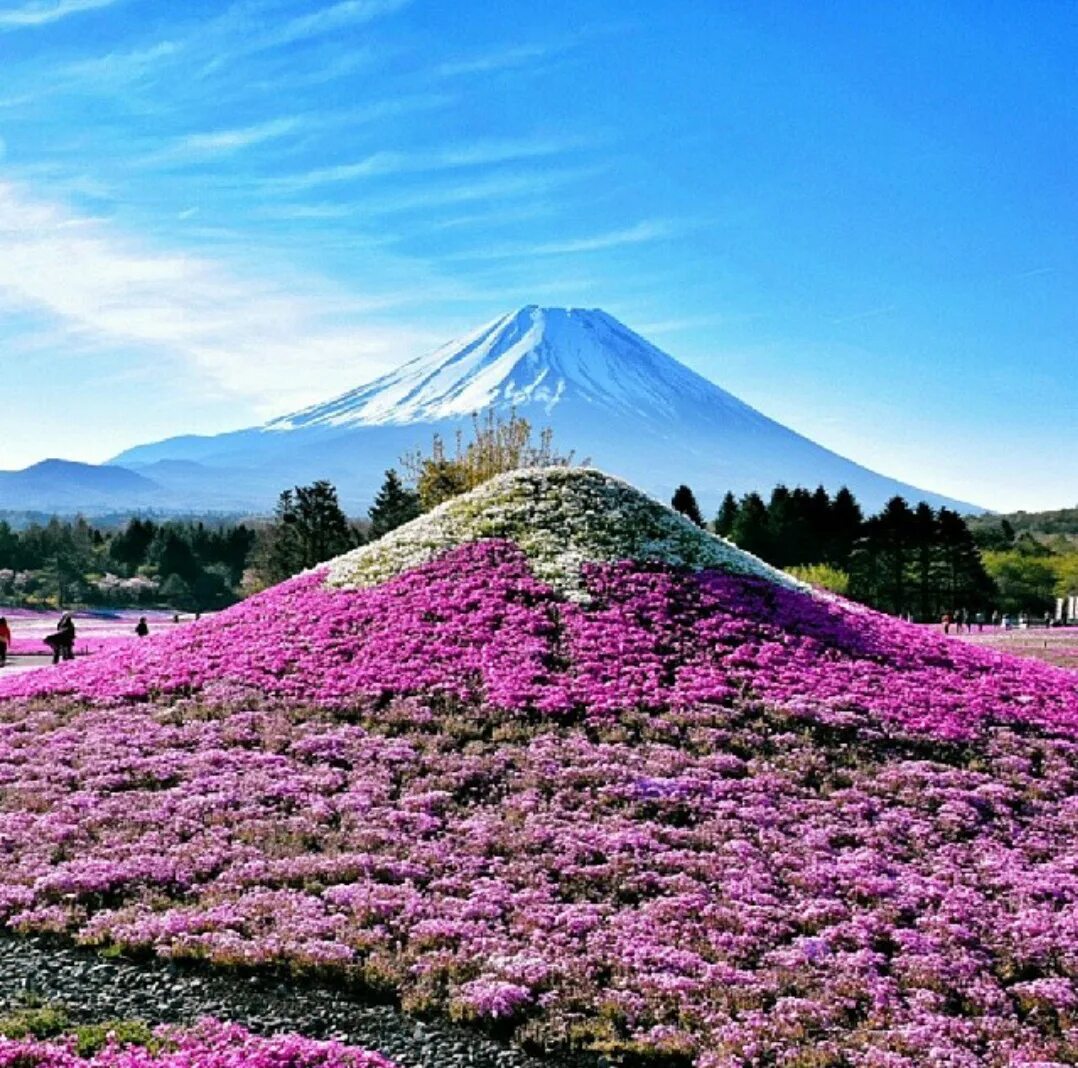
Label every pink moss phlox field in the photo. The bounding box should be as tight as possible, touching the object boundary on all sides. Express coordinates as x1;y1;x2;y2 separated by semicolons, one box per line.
0;1019;397;1066
1;542;1078;1061
1;541;1076;743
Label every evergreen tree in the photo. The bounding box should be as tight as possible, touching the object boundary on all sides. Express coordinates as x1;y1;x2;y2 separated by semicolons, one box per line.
804;486;832;565
160;573;195;612
937;508;995;613
110;518;157;572
730;492;771;558
151;529;200;585
910;502;939;621
827;487;864;570
191;564;234;611
261;481;356;583
671;484;705;527
765;486;794;567
714;492;739;537
368;469;421;540
874;496;916;616
767;485;818;568
0;521;17;569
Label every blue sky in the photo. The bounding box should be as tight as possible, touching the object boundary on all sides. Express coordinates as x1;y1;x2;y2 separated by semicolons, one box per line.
0;0;1073;510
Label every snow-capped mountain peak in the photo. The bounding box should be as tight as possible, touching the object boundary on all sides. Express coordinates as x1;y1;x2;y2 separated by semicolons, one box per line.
106;304;981;516
267;305;759;431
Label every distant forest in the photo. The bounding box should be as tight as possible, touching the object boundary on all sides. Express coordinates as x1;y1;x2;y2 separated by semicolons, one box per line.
0;478;387;610
965;508;1078;619
967;506;1078;540
0;516;260;611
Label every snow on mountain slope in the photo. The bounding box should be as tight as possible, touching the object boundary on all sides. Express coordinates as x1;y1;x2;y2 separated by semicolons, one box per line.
110;305;981;514
267;305;763;431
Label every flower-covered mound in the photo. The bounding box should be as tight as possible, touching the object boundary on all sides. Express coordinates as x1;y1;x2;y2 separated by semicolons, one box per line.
0;539;1076;1062
0;1018;397;1067
1;470;1078;1065
1;540;1074;743
325;467;798;598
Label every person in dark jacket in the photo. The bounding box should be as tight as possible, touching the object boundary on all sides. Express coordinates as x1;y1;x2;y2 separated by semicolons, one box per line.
0;616;10;667
136;617;150;638
45;612;76;664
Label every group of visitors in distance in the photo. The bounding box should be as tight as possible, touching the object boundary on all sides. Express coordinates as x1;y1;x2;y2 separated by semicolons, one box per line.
0;611;152;668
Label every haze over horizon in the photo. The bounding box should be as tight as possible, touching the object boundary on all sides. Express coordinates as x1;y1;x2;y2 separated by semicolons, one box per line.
0;0;1074;511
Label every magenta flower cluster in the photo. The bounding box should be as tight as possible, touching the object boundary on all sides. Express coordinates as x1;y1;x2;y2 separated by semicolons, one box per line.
1;540;1075;743
0;1019;397;1067
0;542;1076;1062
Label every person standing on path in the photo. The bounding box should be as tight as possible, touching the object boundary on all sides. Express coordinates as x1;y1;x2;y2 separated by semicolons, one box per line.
136;617;150;638
46;612;76;664
0;617;10;667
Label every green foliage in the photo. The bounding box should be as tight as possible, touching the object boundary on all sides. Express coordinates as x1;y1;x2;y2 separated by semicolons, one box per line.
969;507;1078;613
970;517;1016;551
255;480;360;584
0;514;257;610
0;1008;161;1056
786;563;850;595
368;469;421;541
403;410;578;512
671;484;705;527
982;550;1065;613
72;1019;160;1056
0;1006;70;1040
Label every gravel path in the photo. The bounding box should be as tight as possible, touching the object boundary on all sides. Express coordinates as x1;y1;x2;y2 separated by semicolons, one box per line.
0;934;601;1068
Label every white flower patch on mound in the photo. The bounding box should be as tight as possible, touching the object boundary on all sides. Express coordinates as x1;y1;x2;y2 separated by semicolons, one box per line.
326;467;803;599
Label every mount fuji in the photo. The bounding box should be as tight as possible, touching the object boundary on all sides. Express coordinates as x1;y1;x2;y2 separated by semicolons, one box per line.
104;305;974;515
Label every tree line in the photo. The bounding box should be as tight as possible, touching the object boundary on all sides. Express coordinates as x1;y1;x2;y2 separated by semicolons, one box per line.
0;516;256;610
4;408;1071;622
968;517;1078;616
674;483;997;621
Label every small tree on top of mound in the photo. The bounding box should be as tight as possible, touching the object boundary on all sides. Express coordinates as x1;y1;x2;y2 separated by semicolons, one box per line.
402;410;580;512
671;484;705;527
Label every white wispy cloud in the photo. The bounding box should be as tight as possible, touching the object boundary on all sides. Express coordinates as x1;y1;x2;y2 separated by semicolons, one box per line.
0;180;436;410
635;313;730;335
435;25;626;79
60;40;181;83
450;219;683;261
436;42;553;78
0;0;119;28
532;220;679;254
158;117;302;160
257;164;603;219
268;135;586;192
251;0;412;52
